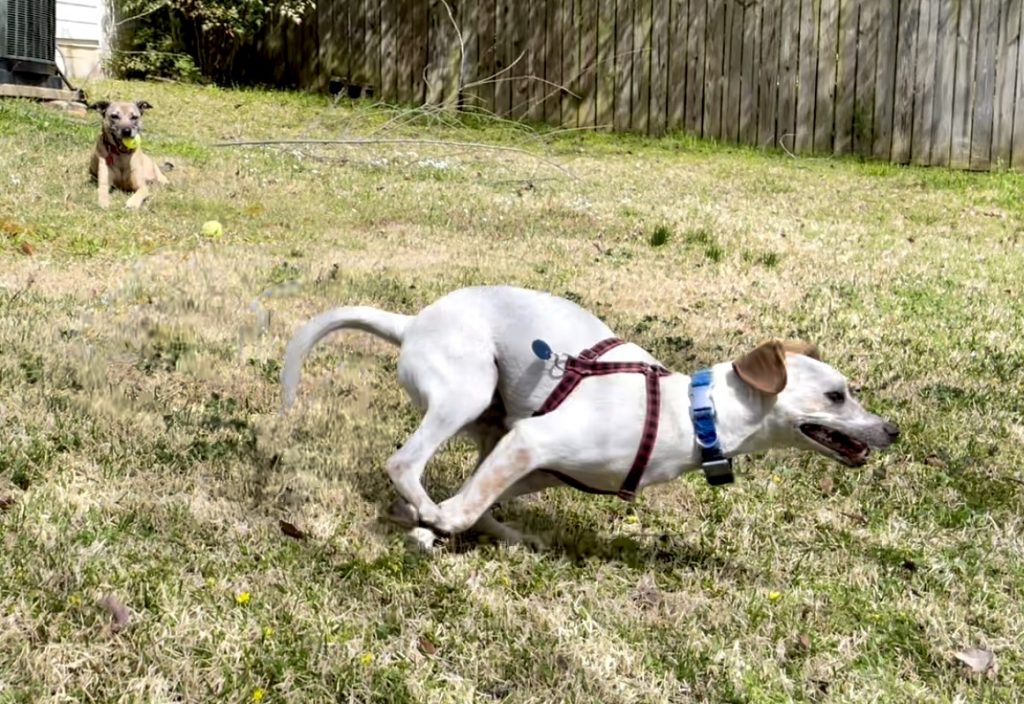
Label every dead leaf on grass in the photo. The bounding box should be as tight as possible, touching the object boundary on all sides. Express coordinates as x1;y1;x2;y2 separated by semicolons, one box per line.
632;574;661;610
19;242;34;256
278;519;307;540
819;476;834;496
0;496;14;511
418;636;437;656
99;594;131;633
954;647;996;677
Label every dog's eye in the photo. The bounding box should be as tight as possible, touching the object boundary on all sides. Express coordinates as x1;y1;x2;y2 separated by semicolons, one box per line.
825;391;845;404
131;115;139;121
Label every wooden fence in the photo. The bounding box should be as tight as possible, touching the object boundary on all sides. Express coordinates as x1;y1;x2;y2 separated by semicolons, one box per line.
274;0;1024;170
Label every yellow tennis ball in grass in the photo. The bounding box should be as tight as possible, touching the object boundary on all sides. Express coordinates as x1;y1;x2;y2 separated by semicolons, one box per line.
121;136;140;150
201;220;223;238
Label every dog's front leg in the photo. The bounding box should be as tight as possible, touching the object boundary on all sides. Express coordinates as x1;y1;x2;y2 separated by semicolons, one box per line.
125;183;150;210
421;426;540;536
96;161;111;209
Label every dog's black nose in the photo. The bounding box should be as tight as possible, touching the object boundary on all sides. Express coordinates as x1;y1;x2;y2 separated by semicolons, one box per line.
120;127;133;137
883;422;900;440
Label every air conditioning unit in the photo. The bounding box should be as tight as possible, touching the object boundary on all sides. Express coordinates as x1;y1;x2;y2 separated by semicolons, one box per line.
0;0;63;89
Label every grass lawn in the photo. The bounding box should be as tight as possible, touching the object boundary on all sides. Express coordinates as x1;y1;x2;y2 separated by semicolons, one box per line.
1;80;1022;703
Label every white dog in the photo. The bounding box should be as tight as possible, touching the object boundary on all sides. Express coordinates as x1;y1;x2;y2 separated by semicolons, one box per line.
282;286;899;547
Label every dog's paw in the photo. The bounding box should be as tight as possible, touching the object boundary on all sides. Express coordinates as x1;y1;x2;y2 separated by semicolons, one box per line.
384;498;420;528
98;197;110;210
406;526;441;553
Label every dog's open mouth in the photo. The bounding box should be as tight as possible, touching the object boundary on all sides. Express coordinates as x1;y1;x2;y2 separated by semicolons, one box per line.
800;423;870;466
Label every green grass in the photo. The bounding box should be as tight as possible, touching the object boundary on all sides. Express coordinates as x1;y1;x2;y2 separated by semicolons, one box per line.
1;79;1023;702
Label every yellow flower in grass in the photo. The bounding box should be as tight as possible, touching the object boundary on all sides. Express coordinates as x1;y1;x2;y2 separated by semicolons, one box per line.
236;591;251;605
263;626;275;639
767;590;783;602
205;577;216;588
359;652;375;666
67;594;82;607
771;474;782;484
251;687;265;702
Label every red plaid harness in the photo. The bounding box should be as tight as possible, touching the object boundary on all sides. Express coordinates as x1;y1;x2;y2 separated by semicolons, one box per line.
533;338;672;501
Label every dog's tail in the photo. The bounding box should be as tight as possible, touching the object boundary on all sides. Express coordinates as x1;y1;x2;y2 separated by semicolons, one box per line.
280;306;411;411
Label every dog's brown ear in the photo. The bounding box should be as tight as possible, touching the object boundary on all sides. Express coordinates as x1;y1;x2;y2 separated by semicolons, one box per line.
781;340;820;360
89;100;110;114
733;340;788;394
135;100;153;113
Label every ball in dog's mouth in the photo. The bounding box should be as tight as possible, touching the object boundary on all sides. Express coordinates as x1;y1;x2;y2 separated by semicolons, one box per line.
800;423;870;466
121;135;140;150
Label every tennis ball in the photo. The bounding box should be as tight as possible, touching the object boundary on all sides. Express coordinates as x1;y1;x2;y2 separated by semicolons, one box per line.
121;136;140;150
201;220;223;238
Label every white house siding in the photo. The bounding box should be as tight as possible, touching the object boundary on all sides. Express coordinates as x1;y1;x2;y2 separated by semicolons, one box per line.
55;0;104;79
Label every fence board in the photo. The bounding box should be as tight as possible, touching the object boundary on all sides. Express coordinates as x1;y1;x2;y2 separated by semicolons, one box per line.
510;0;530;118
526;0;544;121
667;0;687;131
649;0;669;135
994;0;1022;166
579;0;599;127
970;0;1000;169
364;0;380;93
597;0;615;127
813;0;838;152
757;0;779;147
412;0;429;103
1014;0;1024;166
426;0;444;104
951;0;978;168
872;0;897;159
394;0;411;102
317;0;334;88
833;0;857;154
891;0;919;163
349;0;366;86
704;0;726;139
929;0;957;165
911;0;938;164
631;0;651;132
476;0;496;111
460;0;477;108
562;0;580;126
380;0;396;100
684;0;706;134
796;0;819;152
777;0;798;150
494;0;511;115
722;0;742;141
739;1;759;144
614;0;632;130
853;0;877;155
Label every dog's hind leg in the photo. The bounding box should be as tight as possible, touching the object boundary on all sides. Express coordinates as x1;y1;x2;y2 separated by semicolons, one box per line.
386;362;498;522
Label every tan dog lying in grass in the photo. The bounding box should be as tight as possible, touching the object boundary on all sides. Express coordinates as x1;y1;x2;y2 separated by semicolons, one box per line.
282;286;901;550
88;100;168;209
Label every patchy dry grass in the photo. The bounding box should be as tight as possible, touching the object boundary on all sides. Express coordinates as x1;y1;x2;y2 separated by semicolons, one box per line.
1;80;1023;703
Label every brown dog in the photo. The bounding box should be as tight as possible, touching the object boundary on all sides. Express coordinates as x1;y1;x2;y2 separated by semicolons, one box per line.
89;100;168;209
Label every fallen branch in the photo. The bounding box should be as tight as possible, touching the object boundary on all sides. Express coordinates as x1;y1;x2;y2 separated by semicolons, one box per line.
211;138;572;177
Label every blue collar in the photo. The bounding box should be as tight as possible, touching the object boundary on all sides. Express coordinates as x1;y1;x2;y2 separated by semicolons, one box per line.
689;369;735;486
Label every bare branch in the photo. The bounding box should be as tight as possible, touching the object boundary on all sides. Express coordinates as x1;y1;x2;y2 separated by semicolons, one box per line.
211;138;573;177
